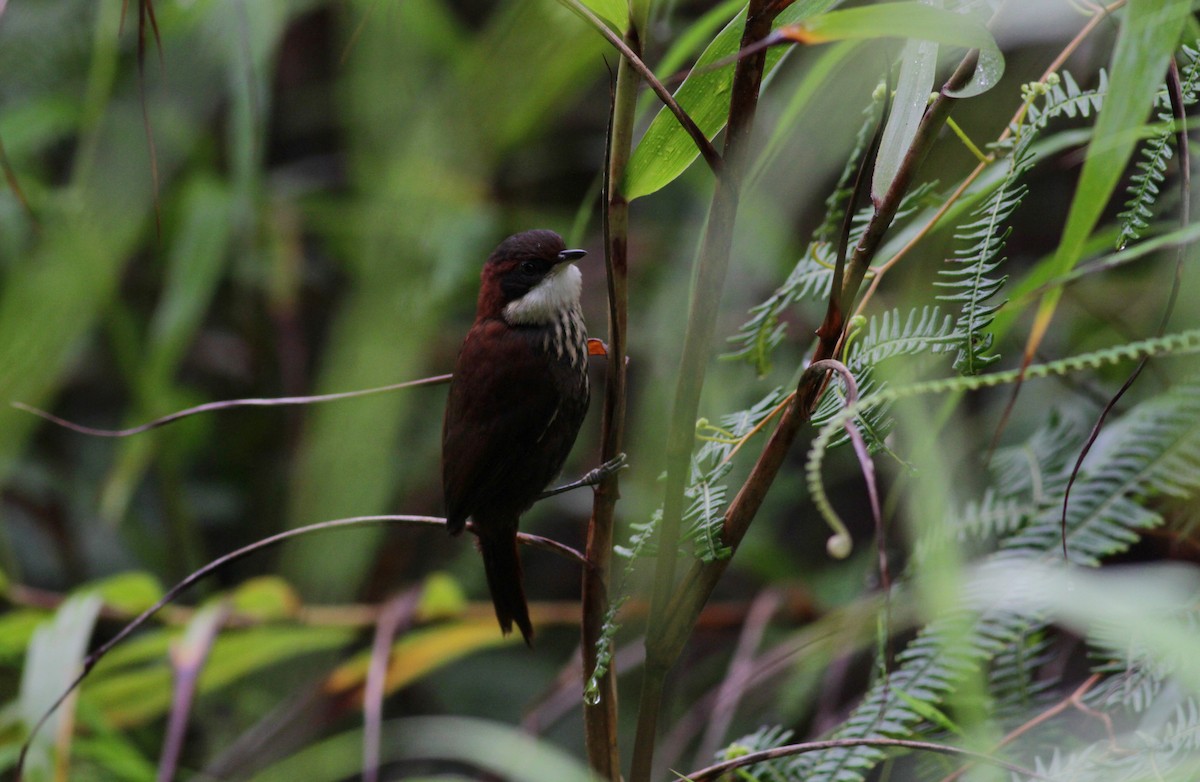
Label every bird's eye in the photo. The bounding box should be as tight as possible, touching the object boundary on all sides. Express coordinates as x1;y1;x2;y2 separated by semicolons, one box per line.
520;260;540;275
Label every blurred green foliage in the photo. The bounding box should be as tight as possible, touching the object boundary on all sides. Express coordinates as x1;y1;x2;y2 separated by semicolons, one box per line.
2;0;1200;780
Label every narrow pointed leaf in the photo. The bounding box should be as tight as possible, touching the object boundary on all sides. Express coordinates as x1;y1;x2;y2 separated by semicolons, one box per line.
1018;0;1190;361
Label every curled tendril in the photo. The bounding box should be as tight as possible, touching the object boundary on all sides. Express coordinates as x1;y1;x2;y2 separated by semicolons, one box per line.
805;328;1200;558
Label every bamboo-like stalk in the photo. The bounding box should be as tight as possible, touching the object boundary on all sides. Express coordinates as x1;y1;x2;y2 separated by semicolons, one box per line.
628;1;780;779
580;22;640;780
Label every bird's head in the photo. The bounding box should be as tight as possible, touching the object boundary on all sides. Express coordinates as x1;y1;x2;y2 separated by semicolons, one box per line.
477;230;586;326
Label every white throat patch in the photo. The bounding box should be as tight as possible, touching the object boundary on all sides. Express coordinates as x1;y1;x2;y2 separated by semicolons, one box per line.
503;263;583;325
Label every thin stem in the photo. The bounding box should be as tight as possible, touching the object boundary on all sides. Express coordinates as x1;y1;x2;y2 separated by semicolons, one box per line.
12;374;452;438
363;591;420;782
556;0;722;177
945;116;989;163
157;604;228;782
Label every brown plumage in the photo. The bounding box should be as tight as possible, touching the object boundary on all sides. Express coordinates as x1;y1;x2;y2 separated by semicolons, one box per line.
442;230;589;645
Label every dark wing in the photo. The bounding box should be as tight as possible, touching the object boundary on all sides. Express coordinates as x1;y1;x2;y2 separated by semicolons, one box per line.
442;320;585;532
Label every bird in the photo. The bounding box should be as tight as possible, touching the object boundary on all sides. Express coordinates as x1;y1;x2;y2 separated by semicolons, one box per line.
442;229;590;645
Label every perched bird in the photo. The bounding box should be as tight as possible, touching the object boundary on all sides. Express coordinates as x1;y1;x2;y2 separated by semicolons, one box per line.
442;230;590;645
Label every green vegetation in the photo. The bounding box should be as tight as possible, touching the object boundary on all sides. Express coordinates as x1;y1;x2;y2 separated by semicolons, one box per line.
3;1;1200;780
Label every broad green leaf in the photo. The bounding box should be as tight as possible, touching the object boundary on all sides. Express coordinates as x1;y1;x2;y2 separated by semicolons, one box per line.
17;595;103;781
85;625;354;727
83;572;164;616
873;34;938;201
249;716;594;782
625;1;1002;200
750;40;861;184
90;629;172;675
781;3;1003;97
227;576;302;621
72;727;157;782
623;0;839;201
416;571;468;619
574;0;627;29
0;609;49;663
1016;0;1190;357
653;0;744;82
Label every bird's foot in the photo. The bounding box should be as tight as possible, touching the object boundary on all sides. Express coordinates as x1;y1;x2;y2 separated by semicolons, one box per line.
538;453;628;500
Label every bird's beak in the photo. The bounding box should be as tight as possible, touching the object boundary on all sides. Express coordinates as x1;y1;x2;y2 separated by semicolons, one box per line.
557;249;587;263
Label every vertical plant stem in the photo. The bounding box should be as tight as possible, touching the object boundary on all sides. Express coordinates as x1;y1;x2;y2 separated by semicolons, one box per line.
581;28;639;782
630;2;778;779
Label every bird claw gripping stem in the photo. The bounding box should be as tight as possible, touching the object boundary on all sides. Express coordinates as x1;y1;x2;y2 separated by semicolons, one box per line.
539;453;629;500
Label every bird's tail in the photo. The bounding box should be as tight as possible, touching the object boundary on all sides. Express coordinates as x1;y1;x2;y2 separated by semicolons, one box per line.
479;532;534;646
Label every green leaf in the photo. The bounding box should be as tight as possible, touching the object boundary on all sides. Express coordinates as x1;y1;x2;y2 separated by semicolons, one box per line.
1016;0;1190;353
625;0;1002;200
0;609;49;663
798;3;989;45
652;0;745;81
873;34;938;202
72;728;157;782
786;3;1003;98
17;595;104;779
575;0;627;29
248;716;595;782
623;0;839;201
892;687;965;737
85;625;354;726
416;571;468;619
227;576;301;621
83;572;164;616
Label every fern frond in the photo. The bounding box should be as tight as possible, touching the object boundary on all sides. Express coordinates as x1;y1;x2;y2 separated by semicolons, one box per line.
955;414;1086;544
987;411;1086;503
1115;43;1200;248
798;372;1200;782
989;625;1058;724
724;243;837;374
794;610;1034;781
718;725;801;782
940;69;1109;375
1017;697;1200;781
582;598;626;704
726;180;940;375
1020;69;1106;130
810;306;958;452
684;388;792;560
847;307;959;367
682;474;732;562
807;327;1200;557
1002;379;1200;565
